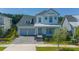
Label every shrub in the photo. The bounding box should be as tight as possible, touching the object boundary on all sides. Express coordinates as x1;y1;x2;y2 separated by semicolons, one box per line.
59;48;74;51
43;38;48;41
0;26;17;41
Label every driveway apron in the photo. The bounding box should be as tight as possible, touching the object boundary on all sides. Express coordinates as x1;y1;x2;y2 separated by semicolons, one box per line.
12;36;36;44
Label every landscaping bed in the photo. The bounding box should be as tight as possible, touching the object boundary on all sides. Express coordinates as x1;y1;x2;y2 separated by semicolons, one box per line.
36;47;79;51
0;26;17;44
0;47;6;51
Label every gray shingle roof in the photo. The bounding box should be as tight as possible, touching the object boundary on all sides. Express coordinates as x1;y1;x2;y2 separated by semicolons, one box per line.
65;15;78;22
17;15;35;26
36;9;60;15
61;15;78;25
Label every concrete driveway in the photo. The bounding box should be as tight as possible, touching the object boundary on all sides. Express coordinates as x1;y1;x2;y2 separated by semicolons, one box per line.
12;36;36;44
4;36;43;51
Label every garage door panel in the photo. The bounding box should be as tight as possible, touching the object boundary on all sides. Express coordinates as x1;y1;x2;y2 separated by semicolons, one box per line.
19;28;35;36
28;29;35;35
19;29;27;36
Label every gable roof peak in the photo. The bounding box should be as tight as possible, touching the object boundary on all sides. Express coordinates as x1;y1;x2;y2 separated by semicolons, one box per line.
48;8;55;11
36;8;59;15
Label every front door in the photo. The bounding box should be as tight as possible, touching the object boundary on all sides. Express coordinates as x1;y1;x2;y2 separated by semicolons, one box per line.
38;28;42;35
46;28;53;36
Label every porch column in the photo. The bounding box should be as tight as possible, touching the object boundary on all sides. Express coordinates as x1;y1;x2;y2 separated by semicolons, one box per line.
18;27;20;35
36;27;38;35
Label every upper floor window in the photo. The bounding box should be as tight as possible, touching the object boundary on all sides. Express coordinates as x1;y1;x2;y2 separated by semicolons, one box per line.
45;17;47;20
38;17;41;23
49;16;53;23
0;18;4;25
54;16;57;20
31;19;34;24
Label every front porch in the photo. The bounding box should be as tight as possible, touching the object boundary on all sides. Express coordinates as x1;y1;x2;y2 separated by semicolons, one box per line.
34;23;60;37
36;27;55;36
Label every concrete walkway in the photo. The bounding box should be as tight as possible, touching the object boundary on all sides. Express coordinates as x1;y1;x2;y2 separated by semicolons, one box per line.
4;44;36;51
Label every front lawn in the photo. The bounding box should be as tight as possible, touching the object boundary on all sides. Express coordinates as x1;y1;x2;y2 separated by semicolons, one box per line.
0;40;12;44
0;47;6;51
44;41;71;45
36;47;79;51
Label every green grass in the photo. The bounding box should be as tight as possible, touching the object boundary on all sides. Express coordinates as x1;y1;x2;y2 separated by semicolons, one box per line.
36;47;58;51
0;41;12;44
0;47;6;51
44;41;71;45
36;47;79;51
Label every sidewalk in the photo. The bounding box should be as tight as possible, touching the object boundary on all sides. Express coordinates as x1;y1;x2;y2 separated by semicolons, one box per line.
0;44;79;51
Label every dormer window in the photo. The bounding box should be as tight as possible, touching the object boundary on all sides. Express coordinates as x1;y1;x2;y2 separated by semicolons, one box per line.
26;21;27;23
38;17;41;23
26;21;30;24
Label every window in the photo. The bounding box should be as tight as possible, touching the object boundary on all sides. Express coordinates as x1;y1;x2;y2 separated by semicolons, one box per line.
38;17;41;23
45;17;47;20
31;19;34;24
26;21;27;23
46;28;52;34
49;16;52;22
26;21;30;24
54;16;57;20
0;18;4;25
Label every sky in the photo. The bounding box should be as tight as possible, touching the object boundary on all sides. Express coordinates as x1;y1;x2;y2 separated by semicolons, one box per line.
0;8;79;16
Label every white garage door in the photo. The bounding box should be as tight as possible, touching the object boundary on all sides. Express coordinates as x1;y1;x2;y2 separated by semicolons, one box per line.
19;28;35;36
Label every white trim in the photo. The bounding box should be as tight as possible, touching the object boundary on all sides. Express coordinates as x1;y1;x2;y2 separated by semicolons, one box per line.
34;23;60;27
70;22;79;27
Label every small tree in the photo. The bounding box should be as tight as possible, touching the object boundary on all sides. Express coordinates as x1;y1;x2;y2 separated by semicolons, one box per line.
53;28;68;50
75;27;79;43
75;27;79;38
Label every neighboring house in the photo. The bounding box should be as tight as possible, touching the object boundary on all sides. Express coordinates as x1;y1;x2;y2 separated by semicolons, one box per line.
0;15;12;34
17;9;60;37
62;15;79;39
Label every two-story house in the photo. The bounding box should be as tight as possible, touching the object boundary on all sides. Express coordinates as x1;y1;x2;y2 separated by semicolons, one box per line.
0;15;12;34
17;9;60;38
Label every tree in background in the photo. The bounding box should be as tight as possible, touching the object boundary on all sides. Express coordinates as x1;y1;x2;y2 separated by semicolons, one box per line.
0;13;23;25
12;15;23;25
58;16;64;24
0;28;3;37
53;28;68;50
